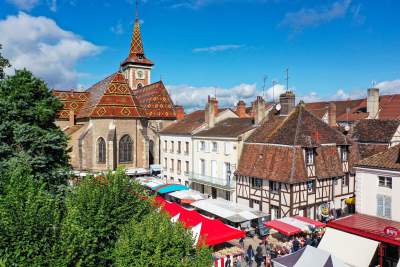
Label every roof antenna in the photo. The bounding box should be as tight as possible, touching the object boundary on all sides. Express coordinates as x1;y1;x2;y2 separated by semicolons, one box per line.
371;80;377;88
214;87;217;99
262;75;268;99
285;68;290;91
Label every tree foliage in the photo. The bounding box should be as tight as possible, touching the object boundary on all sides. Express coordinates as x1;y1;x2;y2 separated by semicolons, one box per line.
0;157;63;266
58;170;152;266
0;69;69;191
114;211;213;267
0;44;10;80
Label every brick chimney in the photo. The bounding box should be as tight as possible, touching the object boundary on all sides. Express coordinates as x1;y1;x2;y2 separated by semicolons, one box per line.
279;91;295;116
175;105;185;121
253;96;266;125
328;102;337;127
236;100;246;118
69;110;75;126
367;88;379;119
205;96;218;128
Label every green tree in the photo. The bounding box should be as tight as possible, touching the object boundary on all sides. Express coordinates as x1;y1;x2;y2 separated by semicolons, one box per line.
114;211;213;267
0;69;69;191
0;156;63;266
0;44;10;79
59;170;152;266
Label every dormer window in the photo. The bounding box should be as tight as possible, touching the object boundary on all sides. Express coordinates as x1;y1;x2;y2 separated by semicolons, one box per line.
305;148;314;166
340;146;348;162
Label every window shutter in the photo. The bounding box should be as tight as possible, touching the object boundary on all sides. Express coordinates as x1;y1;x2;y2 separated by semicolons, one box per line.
222;162;227;180
384;196;391;218
377;195;384;217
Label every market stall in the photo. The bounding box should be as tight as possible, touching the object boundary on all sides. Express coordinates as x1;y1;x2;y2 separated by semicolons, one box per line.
272;245;349;267
153;184;189;194
168;189;207;204
265;216;325;236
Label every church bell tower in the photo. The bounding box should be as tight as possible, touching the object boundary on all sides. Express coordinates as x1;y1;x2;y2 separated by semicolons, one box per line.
121;3;153;90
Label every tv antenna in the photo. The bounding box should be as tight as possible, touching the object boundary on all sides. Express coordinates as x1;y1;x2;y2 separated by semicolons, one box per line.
272;80;278;103
285;68;290;91
262;75;268;99
371;80;377;88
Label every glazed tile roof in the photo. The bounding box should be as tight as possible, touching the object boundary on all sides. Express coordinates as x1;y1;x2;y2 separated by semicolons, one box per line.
77;72;143;119
194;118;255;138
356;144;400;171
53;90;89;119
132;81;176;119
160;110;206;135
237;105;356;183
351;119;400;143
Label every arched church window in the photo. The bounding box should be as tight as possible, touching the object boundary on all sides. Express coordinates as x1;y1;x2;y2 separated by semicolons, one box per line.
97;137;106;164
119;134;133;163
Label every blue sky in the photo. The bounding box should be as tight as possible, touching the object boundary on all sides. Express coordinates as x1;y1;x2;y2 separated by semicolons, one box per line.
1;0;400;110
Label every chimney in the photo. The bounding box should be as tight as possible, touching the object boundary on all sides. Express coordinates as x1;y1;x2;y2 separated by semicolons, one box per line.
279;91;295;116
175;105;185;121
367;88;379;119
328;102;337;127
205;96;218;128
69;110;75;126
253;96;266;125
236;100;246;118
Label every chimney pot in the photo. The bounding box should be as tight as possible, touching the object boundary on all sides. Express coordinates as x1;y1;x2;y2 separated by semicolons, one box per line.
236;100;246;118
328;102;337;127
279;91;296;115
175;105;185;121
367;88;379;119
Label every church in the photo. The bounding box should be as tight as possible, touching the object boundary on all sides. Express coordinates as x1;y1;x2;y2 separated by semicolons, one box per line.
53;11;183;173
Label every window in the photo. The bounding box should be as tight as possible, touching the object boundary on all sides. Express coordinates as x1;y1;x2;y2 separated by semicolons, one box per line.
342;175;349;186
200;141;206;151
251;178;262;189
270;205;280;219
170;141;174;153
224;162;231;180
97;137;106;163
185;161;189;174
177;141;181;153
305;148;314;166
225;191;230;201
164;140;167;151
307;180;315;193
269;181;280;193
377;194;391;219
212;142;218;152
185;142;189;154
177;160;181;173
200;159;206;176
211;160;217;178
119;135;133;163
178;178;181;184
170;159;174;171
379;176;392;189
164;157;167;169
224;142;232;155
341;146;348;162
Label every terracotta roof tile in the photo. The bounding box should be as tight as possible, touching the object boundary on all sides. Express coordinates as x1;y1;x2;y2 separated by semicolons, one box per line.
351;119;400;143
194;118;255;138
357;143;389;159
356;144;400;171
160;110;206;135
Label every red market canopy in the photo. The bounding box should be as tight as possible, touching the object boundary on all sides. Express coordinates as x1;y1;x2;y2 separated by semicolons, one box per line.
265;220;302;236
294;216;325;228
156;197;245;246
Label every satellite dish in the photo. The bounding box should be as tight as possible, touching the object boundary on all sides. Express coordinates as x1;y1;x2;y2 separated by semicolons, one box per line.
344;125;350;132
275;103;281;111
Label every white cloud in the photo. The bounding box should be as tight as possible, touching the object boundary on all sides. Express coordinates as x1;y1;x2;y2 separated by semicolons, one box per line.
0;12;102;89
166;82;286;112
6;0;39;10
193;44;244;53
281;0;352;34
376;79;400;95
111;21;124;35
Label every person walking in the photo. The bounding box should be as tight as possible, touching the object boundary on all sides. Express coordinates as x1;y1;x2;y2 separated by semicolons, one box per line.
246;245;255;267
255;250;264;267
239;237;245;249
225;255;232;267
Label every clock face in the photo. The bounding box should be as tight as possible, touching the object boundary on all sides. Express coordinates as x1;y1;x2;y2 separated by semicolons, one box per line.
136;70;144;79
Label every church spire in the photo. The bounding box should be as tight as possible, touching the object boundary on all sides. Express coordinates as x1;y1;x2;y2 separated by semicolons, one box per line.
129;1;144;56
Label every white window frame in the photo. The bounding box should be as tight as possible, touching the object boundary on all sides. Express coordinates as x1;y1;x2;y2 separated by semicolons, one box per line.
378;176;392;189
212;141;218;152
377;194;391;219
305;148;314;166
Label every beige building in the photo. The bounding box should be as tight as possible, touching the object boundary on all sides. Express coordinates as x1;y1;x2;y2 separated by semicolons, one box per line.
54;13;179;173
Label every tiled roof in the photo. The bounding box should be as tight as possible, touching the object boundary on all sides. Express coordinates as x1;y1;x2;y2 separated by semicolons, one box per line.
194;118;255;138
160;110;206;135
351;119;400;143
64;124;84;136
77;72;143;119
356;144;400;171
132;81;176;119
53;90;89;119
357;143;389;159
237;105;354;183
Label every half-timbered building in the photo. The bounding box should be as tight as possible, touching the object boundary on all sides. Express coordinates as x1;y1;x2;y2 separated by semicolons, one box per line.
236;92;359;220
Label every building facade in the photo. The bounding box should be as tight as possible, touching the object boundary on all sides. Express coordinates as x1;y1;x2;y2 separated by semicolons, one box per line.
53;12;177;173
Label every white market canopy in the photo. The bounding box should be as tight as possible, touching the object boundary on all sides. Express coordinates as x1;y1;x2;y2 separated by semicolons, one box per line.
135;176;164;188
168;190;207;203
126;168;149;176
318;227;379;267
191;198;268;223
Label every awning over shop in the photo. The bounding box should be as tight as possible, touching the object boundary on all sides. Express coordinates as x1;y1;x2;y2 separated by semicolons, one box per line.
265;220;302;236
191;198;268;223
168;190;207;204
294;216;325;228
154;184;189;194
136;176;164;189
318;227;379;267
155;197;245;246
272;245;350;267
327;213;400;246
